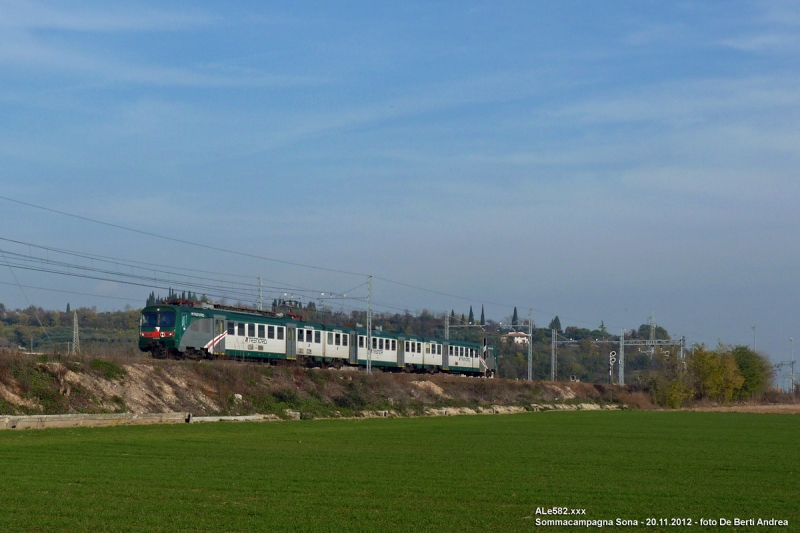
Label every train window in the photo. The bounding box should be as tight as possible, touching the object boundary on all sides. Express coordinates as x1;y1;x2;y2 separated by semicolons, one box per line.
277;327;284;340
342;335;348;347
405;341;409;352
391;340;396;351
248;324;255;337
437;345;442;355
298;329;304;342
182;315;187;329
238;323;245;337
228;322;234;335
335;333;341;346
359;336;364;348
258;325;265;338
449;346;453;356
141;312;158;327
159;312;176;327
268;325;275;339
315;331;321;344
426;345;430;354
372;337;377;349
416;342;421;353
327;332;333;345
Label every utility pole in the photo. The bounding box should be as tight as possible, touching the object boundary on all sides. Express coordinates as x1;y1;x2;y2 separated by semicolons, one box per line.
366;276;372;375
619;329;625;386
527;310;533;382
444;312;449;340
550;328;556;381
791;338;795;394
72;311;80;355
257;277;263;311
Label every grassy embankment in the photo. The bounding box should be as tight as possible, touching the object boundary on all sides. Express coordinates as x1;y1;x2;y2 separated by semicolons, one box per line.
0;411;797;532
3;351;622;417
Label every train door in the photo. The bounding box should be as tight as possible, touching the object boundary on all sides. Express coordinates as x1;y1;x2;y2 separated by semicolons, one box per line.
286;325;297;361
442;342;450;371
397;336;405;367
349;332;357;365
212;315;226;356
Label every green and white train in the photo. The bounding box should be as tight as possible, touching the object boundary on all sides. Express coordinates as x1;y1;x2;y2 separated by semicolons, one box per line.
139;300;495;376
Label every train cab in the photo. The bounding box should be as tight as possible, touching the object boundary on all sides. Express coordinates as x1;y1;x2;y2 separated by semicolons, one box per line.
139;305;179;356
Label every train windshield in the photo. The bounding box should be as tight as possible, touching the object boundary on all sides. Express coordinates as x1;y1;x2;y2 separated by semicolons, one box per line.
141;311;176;328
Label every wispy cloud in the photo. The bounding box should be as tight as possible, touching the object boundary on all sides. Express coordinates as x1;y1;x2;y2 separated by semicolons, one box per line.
0;2;323;88
719;32;799;51
0;0;215;32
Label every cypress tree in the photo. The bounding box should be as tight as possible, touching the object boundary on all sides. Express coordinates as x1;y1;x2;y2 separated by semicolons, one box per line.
468;306;474;324
512;307;518;326
480;305;485;326
66;303;70;313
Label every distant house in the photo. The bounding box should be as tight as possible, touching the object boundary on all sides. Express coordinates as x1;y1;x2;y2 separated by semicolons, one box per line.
503;332;529;346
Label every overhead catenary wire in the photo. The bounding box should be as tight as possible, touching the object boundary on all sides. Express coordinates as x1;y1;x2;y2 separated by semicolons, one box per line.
1;249;55;350
1;194;650;333
0;280;144;303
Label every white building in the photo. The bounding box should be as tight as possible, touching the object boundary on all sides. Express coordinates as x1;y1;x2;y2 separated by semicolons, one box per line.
503;332;529;346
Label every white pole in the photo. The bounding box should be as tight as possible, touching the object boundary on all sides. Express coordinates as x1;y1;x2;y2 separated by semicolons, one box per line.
527;311;533;382
619;329;625;386
366;276;372;375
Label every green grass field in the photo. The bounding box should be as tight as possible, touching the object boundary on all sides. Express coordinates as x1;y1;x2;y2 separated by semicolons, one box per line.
0;411;797;532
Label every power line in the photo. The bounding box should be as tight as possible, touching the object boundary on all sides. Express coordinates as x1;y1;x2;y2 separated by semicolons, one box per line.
0;195;367;278
0;281;144;303
1;249;55;349
0;195;653;333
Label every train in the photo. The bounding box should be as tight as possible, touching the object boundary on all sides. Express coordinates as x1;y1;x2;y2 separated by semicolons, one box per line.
138;300;496;376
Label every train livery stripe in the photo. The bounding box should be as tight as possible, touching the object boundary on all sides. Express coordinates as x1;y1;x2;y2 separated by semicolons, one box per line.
204;332;227;350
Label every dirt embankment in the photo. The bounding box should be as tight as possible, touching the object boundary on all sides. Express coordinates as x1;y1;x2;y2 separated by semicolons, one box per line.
2;354;795;419
0;354;635;418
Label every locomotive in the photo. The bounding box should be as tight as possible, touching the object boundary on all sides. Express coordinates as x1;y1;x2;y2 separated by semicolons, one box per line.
139;300;495;376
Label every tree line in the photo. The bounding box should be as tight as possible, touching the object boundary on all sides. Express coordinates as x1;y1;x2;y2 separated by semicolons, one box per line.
0;300;778;406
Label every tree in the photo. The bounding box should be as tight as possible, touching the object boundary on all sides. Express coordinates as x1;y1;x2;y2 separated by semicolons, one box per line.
450;309;455;322
66;303;70;313
468;306;474;324
599;320;607;334
512;307;518;326
549;316;561;332
460;313;466;324
480;305;485;326
730;345;772;399
688;345;744;402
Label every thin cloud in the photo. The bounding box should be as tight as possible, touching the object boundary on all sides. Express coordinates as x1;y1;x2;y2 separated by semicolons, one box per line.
0;1;215;32
719;32;799;51
0;30;325;88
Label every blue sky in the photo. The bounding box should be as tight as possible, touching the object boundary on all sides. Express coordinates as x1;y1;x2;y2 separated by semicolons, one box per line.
1;1;799;363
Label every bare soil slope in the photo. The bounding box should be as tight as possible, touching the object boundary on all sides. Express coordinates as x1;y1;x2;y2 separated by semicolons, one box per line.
0;353;628;418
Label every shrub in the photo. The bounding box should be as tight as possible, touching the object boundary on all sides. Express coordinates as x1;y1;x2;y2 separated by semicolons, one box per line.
89;359;126;380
